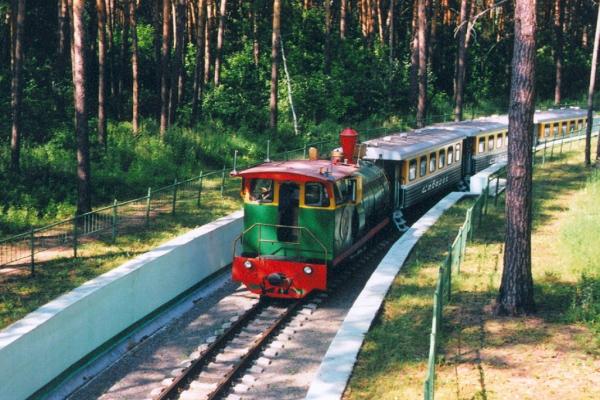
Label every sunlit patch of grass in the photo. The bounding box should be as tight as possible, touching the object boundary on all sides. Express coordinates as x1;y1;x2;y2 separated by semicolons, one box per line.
0;193;241;330
345;140;600;400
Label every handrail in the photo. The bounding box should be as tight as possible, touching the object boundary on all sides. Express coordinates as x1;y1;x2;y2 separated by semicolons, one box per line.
233;223;328;262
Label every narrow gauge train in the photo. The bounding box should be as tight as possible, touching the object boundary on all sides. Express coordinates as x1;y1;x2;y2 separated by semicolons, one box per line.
231;108;587;299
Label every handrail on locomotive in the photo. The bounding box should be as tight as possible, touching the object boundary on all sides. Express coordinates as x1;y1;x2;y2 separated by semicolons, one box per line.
233;223;328;262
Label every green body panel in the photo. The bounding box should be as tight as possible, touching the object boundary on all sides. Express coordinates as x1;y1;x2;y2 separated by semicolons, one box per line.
297;207;335;261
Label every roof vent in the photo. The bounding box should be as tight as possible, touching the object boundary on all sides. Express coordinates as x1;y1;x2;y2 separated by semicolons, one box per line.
383;136;392;142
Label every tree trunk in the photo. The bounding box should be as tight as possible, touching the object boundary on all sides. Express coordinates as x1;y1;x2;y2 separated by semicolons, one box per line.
118;1;130;109
10;0;25;172
160;0;171;137
453;0;469;121
58;0;69;60
340;0;346;39
375;0;384;43
324;0;332;73
130;0;139;133
388;0;395;62
252;0;259;65
269;0;281;131
204;0;214;85
214;0;227;86
554;0;563;105
191;0;206;122
496;0;537;316
72;0;92;215
169;0;186;123
586;4;600;166
416;0;427;128
409;4;418;105
96;0;107;148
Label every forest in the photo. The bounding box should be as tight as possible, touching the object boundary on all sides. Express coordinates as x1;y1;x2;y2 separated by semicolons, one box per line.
0;0;597;234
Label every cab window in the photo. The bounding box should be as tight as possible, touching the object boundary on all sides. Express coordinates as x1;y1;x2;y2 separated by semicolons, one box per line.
334;179;356;204
448;146;454;165
439;149;446;169
455;143;461;161
420;156;427;177
478;137;485;153
429;152;437;173
249;178;274;203
305;182;330;207
409;159;417;181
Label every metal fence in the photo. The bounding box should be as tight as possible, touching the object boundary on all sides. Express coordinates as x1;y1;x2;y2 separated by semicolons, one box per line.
422;126;598;399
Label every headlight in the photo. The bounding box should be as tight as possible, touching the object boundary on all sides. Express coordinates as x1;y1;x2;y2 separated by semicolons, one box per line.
303;265;313;275
244;260;253;269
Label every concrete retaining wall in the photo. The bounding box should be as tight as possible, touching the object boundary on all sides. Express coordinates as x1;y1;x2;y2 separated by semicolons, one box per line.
0;210;243;400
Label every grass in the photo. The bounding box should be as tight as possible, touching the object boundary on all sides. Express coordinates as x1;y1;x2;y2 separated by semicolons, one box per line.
0;188;241;330
345;139;600;400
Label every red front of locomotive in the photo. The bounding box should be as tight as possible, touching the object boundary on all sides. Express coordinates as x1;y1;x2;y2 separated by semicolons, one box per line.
232;256;327;298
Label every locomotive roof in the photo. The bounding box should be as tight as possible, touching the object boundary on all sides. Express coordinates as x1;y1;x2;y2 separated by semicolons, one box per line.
232;159;357;182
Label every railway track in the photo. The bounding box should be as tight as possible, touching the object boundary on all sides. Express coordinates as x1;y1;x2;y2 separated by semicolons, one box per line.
148;233;396;400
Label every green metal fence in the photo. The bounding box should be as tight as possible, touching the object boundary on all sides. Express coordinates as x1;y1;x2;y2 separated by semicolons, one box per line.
423;183;493;400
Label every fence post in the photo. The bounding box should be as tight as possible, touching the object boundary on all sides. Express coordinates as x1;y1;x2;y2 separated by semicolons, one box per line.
483;184;489;215
494;174;500;206
145;187;152;228
559;131;565;155
172;178;178;215
220;165;226;197
447;246;452;301
542;140;547;165
197;171;204;207
112;199;118;243
303;144;307;159
30;228;35;275
550;137;555;160
73;217;78;258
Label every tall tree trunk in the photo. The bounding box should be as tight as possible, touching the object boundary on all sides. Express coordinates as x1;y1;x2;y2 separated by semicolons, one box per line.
324;0;332;73
388;0;395;62
554;0;563;105
252;0;259;65
375;0;384;43
160;0;171;137
118;1;130;112
10;0;25;172
453;0;469;121
169;0;186;123
58;0;69;60
72;0;92;215
97;0;107;148
409;4;418;105
269;0;281;131
214;0;227;86
192;0;207;122
496;0;537;316
130;0;139;133
416;0;428;128
586;3;600;166
340;0;346;39
204;0;214;85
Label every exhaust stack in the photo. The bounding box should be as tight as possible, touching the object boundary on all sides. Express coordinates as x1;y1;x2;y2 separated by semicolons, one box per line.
339;128;359;164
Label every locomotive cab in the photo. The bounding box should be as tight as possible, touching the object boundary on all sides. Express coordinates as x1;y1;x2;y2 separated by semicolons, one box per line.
231;131;390;299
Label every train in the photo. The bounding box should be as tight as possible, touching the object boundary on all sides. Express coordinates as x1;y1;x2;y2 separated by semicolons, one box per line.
231;108;587;299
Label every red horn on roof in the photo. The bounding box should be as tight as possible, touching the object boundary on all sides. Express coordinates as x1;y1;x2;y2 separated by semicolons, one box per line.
339;128;359;164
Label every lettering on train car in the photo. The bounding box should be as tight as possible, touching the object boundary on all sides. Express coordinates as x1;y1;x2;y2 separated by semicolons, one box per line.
421;176;450;194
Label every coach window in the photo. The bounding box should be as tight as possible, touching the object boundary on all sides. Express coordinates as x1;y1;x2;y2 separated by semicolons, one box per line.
429;152;437;173
455;143;461;161
439;149;446;169
305;182;330;207
478;137;486;153
488;135;495;151
448;146;454;165
544;124;550;137
561;122;567;136
420;156;427;177
408;159;417;181
569;121;575;134
554;122;560;137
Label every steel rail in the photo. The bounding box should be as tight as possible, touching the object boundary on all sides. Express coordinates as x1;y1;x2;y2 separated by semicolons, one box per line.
154;298;303;400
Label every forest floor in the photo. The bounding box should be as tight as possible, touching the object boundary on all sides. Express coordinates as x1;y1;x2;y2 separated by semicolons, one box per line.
345;139;600;400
